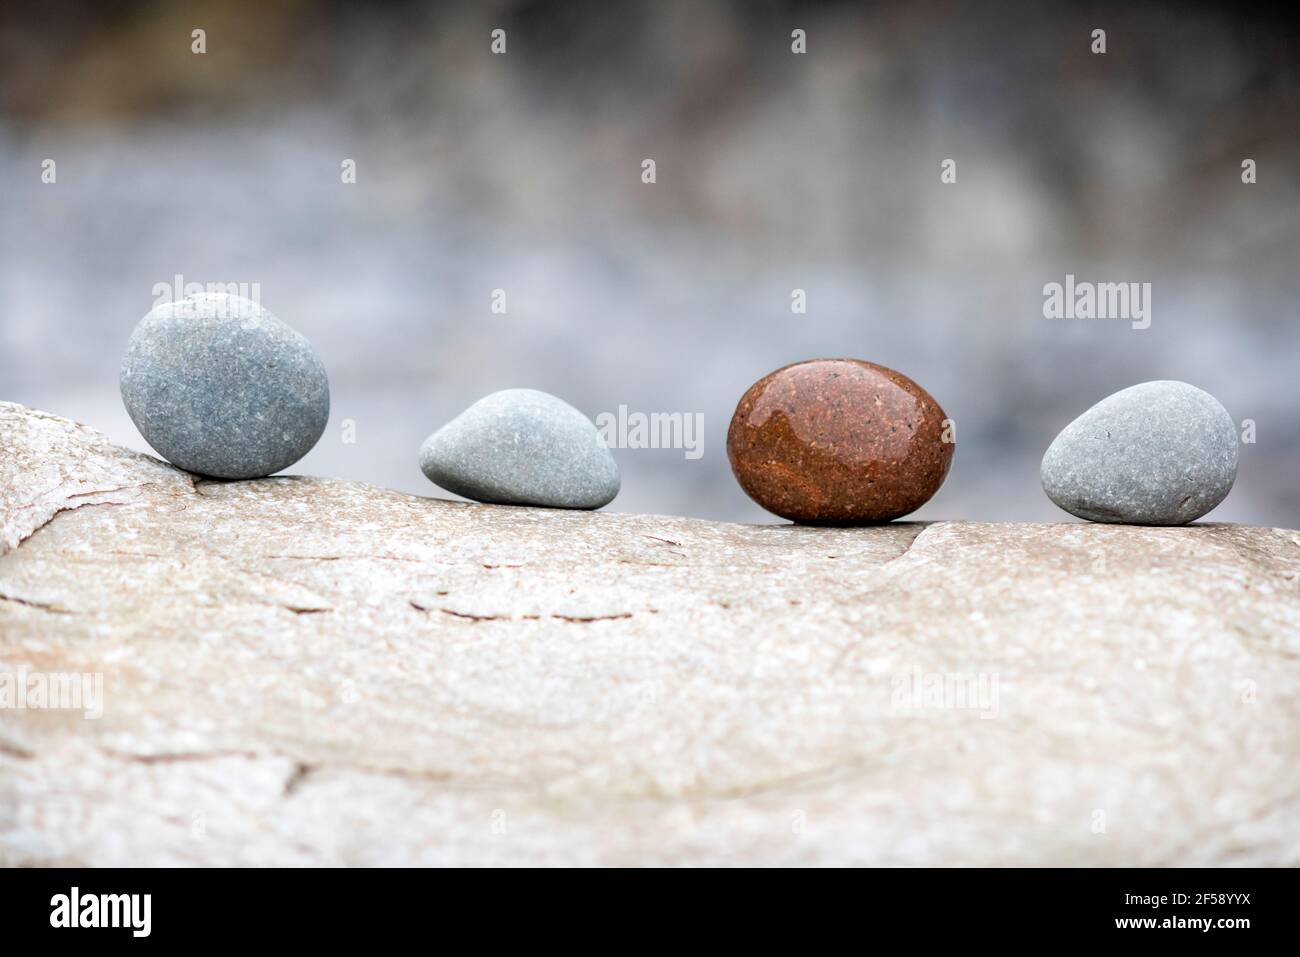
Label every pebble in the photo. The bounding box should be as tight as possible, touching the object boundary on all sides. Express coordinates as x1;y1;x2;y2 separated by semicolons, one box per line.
119;293;330;479
419;389;620;509
726;359;954;524
1040;380;1237;524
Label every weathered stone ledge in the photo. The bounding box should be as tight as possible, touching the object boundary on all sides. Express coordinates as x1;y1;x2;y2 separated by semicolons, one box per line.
1;402;1297;865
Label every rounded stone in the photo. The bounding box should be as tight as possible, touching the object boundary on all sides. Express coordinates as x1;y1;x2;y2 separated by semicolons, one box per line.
120;293;330;479
727;359;954;524
419;389;620;510
1041;380;1237;525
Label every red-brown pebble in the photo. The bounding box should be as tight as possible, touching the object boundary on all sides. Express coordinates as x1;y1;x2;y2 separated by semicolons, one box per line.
726;359;954;524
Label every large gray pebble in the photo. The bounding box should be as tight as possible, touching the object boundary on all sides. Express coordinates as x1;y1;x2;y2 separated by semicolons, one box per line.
120;294;329;479
419;389;620;509
1041;380;1237;525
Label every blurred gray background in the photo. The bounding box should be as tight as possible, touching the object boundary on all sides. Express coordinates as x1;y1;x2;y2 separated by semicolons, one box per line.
2;0;1297;525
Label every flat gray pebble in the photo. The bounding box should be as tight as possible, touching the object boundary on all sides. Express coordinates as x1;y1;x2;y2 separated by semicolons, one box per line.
419;389;620;509
120;293;329;479
1041;380;1237;525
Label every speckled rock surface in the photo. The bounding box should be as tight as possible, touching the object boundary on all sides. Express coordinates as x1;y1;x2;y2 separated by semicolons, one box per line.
120;293;329;479
727;359;953;523
419;389;619;509
3;402;1299;866
1042;381;1238;525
